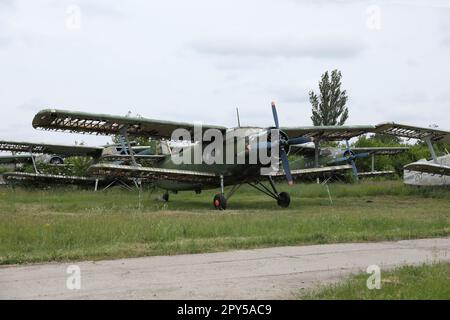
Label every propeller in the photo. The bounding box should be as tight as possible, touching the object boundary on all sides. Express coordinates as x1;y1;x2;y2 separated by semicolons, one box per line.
245;102;313;184
269;102;313;185
334;140;370;180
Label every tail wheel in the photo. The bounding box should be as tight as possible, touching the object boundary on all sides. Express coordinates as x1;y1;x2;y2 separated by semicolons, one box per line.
277;192;290;208
213;194;227;210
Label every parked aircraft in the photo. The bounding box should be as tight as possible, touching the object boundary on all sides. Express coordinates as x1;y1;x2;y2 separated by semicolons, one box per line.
0;140;155;189
404;154;450;186
30;103;450;209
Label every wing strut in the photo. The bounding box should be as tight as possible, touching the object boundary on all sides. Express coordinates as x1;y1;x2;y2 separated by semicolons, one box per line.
425;137;438;164
371;153;375;172
314;139;321;184
119;127;141;190
29;148;39;174
119;127;138;167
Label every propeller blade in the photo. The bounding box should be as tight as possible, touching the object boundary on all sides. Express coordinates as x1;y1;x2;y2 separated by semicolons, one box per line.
271;101;279;129
280;147;293;185
288;136;312;145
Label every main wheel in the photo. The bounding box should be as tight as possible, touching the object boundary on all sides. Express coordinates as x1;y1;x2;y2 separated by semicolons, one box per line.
162;192;169;202
213;194;227;210
277;192;290;208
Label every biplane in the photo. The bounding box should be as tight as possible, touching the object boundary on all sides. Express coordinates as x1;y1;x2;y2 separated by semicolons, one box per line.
0;140;155;189
288;143;410;179
31;103;450;209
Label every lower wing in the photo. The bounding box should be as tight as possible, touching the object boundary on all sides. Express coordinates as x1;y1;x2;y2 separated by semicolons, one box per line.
357;170;396;177
2;172;99;185
262;164;352;180
87;163;217;183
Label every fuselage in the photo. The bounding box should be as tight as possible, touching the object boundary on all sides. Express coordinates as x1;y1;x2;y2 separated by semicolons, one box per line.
150;127;351;191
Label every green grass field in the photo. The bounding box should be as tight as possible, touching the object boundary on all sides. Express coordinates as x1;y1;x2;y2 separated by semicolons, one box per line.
301;263;450;299
0;180;449;265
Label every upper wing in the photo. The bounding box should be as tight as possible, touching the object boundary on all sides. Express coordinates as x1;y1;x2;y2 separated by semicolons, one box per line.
87;163;217;183
280;125;375;141
404;162;450;176
0;140;104;158
33;109;228;140
351;147;410;155
281;123;450;143
374;123;450;143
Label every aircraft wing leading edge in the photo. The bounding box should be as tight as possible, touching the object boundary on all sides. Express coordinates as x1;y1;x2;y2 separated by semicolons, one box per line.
282;123;450;143
87;163;217;183
263;164;353;179
33;109;228;140
0;140;104;158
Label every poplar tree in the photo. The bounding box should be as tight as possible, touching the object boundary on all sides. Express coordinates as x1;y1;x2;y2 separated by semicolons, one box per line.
310;70;349;126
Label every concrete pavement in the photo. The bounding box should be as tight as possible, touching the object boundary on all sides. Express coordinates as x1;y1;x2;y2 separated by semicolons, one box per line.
1;237;449;299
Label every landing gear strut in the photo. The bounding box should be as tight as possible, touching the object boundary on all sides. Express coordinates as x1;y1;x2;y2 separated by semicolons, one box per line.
213;175;227;210
248;177;291;208
213;175;243;210
212;176;290;210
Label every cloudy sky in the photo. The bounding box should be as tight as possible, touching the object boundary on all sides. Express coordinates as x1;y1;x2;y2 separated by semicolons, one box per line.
0;0;449;146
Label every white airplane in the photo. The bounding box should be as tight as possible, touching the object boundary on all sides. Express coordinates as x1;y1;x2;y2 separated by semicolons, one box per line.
404;154;450;186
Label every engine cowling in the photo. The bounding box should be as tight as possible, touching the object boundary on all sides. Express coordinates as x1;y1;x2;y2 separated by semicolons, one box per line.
48;156;64;165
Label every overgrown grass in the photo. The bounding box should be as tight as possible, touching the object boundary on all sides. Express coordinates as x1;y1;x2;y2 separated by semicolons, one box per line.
0;181;449;264
301;263;450;300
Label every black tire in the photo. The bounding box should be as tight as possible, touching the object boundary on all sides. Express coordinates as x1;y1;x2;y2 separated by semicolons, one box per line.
277;192;290;208
162;192;169;202
213;194;227;210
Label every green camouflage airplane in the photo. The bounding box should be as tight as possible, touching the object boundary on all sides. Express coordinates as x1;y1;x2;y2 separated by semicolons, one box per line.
0;140;158;188
31;103;450;209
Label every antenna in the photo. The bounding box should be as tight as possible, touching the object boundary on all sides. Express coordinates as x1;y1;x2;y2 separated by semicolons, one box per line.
236;107;241;127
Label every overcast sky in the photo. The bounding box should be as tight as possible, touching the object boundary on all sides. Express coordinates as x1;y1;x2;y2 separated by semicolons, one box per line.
0;0;449;146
